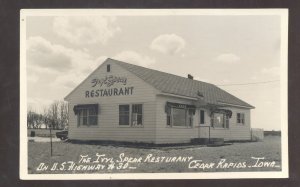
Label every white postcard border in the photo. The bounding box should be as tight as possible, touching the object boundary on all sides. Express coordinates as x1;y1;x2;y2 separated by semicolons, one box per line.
20;9;289;180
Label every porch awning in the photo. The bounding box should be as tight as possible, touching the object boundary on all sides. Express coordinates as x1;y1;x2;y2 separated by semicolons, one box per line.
165;102;196;115
73;104;99;115
210;108;232;118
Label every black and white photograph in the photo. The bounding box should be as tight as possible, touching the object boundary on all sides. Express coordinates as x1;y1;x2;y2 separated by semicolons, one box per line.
20;9;288;179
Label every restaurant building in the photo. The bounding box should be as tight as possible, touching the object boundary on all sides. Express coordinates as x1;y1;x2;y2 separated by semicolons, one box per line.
65;58;255;144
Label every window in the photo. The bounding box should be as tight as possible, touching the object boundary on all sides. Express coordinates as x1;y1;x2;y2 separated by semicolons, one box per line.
173;108;187;126
132;104;143;126
237;113;245;124
119;105;130;125
213;113;224;128
211;113;229;128
200;110;205;124
119;104;143;127
76;105;98;126
166;103;195;127
107;64;111;72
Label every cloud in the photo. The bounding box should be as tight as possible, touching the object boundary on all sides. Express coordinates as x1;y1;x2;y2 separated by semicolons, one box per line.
27;36;73;72
150;34;186;55
27;97;55;112
95;56;109;66
54;56;108;89
250;75;258;80
27;36;99;73
221;79;231;84
214;53;241;64
261;66;280;76
53;16;120;45
53;72;86;89
27;73;39;83
113;51;155;67
27;36;104;110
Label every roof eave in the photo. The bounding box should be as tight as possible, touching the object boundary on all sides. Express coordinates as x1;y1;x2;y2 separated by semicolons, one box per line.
217;101;255;109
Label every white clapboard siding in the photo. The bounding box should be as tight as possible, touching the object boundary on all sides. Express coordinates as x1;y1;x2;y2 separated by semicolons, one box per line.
155;96;251;143
65;61;158;143
209;107;251;141
155;96;198;144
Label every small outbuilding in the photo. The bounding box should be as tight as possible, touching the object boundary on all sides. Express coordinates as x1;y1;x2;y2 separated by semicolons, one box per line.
65;58;254;144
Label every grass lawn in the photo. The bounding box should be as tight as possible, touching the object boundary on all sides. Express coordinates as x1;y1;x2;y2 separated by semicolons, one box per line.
28;136;281;174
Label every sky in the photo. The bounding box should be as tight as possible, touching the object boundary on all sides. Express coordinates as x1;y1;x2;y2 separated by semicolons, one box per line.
25;11;284;130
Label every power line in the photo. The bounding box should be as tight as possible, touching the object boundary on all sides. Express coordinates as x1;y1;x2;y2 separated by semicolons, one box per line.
216;80;280;86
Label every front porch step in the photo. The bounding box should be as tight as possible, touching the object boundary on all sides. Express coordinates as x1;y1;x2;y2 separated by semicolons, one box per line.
191;138;224;146
191;138;210;145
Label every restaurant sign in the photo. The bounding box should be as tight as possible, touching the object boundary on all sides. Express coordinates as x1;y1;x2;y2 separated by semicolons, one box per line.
91;75;127;87
85;75;134;98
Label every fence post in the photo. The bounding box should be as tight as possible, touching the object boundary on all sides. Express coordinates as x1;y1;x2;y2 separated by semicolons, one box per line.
208;126;210;143
50;126;53;156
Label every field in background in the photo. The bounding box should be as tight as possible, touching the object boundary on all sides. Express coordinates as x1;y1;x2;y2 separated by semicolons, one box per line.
27;129;62;137
28;135;281;174
264;130;281;136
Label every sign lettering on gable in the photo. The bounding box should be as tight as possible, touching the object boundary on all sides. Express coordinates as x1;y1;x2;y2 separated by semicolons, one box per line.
85;75;133;98
91;75;127;87
85;87;134;98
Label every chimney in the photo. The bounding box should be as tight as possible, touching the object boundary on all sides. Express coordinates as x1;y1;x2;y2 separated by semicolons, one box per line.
188;74;193;80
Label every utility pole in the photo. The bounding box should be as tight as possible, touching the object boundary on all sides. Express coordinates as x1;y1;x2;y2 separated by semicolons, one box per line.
49;124;53;156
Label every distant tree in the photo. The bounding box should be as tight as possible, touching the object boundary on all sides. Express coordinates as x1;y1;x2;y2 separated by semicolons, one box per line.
27;109;44;129
27;109;34;128
48;101;59;130
59;101;69;130
43;107;50;129
45;100;69;130
28;100;69;130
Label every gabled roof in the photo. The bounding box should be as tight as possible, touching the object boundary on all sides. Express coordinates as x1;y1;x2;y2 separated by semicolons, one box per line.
110;58;254;109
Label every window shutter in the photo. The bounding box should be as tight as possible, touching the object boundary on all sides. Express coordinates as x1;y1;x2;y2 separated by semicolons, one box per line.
166;105;171;126
165;104;171;115
77;114;80;127
242;113;245;124
73;105;79;115
226;116;229;128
